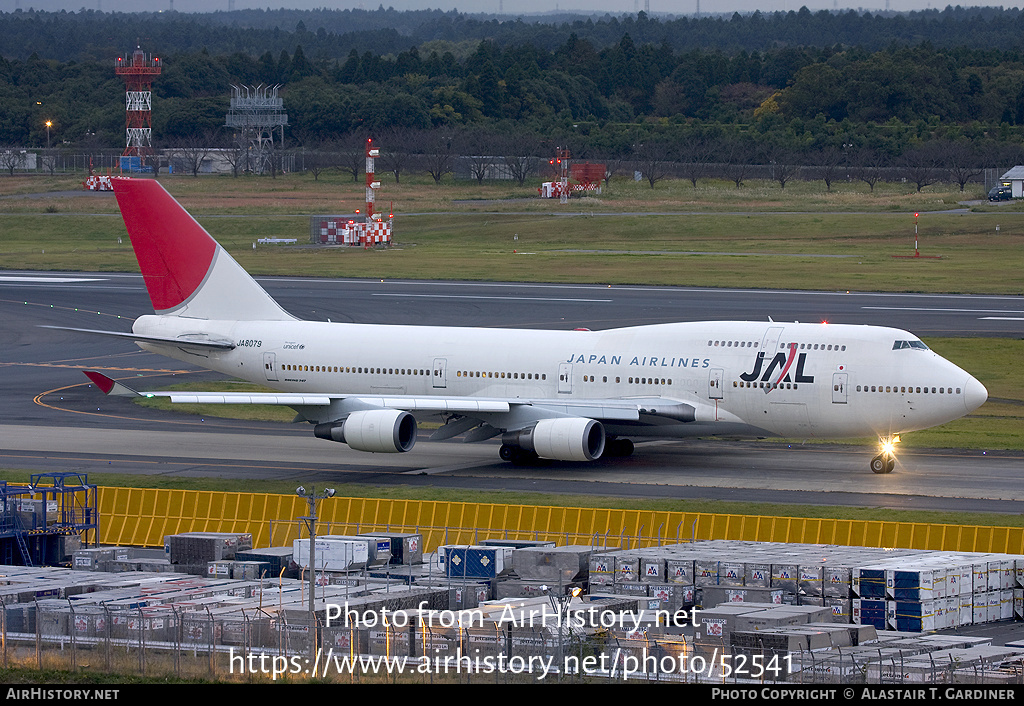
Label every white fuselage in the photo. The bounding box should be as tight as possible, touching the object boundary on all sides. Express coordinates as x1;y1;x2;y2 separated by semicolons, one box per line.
134;314;986;441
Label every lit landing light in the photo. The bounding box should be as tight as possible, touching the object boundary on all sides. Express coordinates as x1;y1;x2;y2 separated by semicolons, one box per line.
881;435;901;457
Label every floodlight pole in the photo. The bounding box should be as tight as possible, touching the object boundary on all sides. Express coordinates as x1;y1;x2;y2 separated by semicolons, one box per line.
297;485;335;661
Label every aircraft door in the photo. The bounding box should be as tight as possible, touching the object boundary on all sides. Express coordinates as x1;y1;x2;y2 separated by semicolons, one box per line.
263;352;278;382
832;372;848;404
432;358;447;389
709;368;724;400
558;362;573;394
761;326;784;355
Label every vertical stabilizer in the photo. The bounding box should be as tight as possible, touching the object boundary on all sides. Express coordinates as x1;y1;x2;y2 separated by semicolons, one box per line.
112;177;294;321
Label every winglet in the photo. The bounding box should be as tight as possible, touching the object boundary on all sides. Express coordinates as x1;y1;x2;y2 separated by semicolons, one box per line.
83;371;142;397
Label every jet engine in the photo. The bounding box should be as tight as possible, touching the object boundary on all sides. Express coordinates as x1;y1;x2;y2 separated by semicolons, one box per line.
314;409;417;453
502;418;605;461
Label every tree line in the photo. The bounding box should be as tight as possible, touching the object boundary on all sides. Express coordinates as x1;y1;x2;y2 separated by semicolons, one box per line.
7;6;1024;63
3;7;1024;175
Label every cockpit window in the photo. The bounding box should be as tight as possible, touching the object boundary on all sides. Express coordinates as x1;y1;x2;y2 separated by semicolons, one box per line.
892;340;929;350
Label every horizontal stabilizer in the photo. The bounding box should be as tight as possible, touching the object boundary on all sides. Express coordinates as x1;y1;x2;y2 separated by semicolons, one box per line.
44;325;235;350
83;371;144;397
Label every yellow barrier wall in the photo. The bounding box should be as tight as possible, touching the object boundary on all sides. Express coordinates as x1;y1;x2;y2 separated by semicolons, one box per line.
96;486;1024;555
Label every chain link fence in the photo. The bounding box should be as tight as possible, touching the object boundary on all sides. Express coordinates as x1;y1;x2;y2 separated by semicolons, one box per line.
8;598;1023;684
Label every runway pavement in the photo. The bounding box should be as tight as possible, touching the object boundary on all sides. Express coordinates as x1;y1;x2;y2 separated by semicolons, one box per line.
2;271;1022;513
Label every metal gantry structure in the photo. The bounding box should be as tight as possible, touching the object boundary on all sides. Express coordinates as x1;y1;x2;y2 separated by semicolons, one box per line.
0;473;98;567
115;46;161;171
225;84;289;175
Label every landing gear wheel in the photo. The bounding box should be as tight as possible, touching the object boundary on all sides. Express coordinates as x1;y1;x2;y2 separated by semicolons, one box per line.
870;454;895;474
499;444;516;462
605;438;635;458
499;444;538;465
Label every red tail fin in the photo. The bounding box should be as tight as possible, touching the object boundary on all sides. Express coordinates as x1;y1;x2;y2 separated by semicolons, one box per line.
112;177;217;312
111;177;293;321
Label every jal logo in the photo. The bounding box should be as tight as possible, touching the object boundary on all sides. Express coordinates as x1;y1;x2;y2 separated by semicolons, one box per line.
740;342;814;391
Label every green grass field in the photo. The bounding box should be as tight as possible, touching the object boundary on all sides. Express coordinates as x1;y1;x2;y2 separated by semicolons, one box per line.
1;172;1023;294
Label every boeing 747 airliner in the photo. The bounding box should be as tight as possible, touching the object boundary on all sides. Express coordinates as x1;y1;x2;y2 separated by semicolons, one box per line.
71;178;987;474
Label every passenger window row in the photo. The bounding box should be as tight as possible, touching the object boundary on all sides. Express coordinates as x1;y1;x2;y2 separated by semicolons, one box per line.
707;340;848;352
709;340;758;348
788;343;846;351
734;381;798;390
857;385;961;394
283;365;429;375
457;371;547;380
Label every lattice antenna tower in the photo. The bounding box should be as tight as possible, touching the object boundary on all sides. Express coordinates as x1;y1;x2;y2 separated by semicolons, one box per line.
115;46;161;164
225;85;289;175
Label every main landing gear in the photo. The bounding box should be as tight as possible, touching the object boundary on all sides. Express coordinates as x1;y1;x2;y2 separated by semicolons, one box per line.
870;436;900;474
604;438;635;458
498;437;635;464
499;444;538;465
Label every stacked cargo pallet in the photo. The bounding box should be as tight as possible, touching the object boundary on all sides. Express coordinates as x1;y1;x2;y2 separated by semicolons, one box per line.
164;532;253;575
428;544;602;606
16;535;1024;682
73;538;1024;635
2;563;456;652
73;546;171;573
853;551;1019;631
587;540;1024;633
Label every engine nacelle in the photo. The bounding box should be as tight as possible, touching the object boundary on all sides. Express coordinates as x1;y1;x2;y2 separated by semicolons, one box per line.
503;418;605;461
314;409;417;453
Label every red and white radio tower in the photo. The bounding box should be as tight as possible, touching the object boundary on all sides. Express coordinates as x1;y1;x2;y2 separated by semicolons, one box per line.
115;46;161;168
366;138;380;220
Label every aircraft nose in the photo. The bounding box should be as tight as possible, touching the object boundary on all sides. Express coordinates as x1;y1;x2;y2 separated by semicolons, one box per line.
964;376;988;413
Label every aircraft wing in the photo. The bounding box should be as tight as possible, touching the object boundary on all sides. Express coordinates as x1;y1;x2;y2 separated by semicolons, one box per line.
82;371;700;423
82;371;740;461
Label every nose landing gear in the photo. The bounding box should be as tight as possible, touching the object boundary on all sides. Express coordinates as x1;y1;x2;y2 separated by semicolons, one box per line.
870;436;900;474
